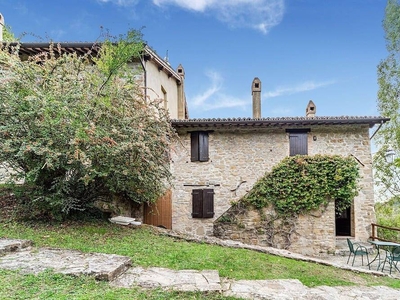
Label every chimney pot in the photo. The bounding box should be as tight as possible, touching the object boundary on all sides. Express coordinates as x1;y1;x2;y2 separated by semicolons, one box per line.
306;100;316;117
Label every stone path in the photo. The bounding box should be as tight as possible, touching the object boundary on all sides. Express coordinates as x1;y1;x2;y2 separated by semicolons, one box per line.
1;238;400;299
0;247;131;281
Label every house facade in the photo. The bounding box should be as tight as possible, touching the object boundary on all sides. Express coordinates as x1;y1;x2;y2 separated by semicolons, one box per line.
9;42;188;120
167;79;389;255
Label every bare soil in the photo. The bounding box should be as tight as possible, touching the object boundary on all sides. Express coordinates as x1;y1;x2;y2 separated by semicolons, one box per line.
0;191;16;221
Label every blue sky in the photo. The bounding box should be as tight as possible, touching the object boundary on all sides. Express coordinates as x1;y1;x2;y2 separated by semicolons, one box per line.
0;0;389;119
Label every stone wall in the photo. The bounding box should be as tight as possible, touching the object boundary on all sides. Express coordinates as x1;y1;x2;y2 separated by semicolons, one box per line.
171;124;375;255
0;163;8;183
0;163;23;184
213;201;336;256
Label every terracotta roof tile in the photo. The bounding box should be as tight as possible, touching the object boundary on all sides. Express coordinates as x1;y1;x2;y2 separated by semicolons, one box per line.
171;116;390;128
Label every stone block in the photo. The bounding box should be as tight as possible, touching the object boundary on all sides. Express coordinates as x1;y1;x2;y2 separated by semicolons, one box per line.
0;248;132;281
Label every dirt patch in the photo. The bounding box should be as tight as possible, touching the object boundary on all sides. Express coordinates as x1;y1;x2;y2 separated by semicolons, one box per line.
0;191;17;221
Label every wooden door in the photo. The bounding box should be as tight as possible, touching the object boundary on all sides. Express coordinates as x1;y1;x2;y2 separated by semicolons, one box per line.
143;190;172;229
336;205;351;236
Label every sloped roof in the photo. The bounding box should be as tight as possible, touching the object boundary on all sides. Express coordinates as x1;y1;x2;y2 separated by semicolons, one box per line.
2;42;182;82
171;116;390;129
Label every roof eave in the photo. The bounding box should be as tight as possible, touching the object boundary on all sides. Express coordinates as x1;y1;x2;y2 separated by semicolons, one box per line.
2;42;182;82
171;117;390;129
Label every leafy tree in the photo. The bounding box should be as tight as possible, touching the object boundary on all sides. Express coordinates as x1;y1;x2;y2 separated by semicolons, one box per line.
375;197;400;241
1;14;16;41
375;0;400;199
0;30;176;219
3;25;16;41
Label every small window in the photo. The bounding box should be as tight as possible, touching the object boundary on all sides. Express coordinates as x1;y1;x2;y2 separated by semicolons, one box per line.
287;129;310;156
192;189;214;218
161;86;167;109
191;131;209;162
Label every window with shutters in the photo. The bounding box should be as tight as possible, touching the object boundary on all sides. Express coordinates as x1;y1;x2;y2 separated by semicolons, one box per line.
191;189;214;218
191;131;209;162
287;129;310;156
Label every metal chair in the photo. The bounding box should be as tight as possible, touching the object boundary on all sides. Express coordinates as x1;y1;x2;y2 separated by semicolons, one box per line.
346;238;370;269
382;246;400;274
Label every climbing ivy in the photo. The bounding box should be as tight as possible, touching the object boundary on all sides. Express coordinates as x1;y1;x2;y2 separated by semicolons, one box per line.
242;155;360;217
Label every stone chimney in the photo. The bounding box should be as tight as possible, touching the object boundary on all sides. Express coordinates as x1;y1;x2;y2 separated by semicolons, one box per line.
252;77;261;119
0;13;4;42
176;64;186;119
306;100;316;117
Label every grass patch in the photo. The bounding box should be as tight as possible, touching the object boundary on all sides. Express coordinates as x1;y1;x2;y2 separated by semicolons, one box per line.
1;220;400;289
0;269;234;300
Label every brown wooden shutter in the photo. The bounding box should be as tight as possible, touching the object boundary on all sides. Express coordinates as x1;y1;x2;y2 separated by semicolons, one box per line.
191;188;214;218
289;132;308;156
190;132;209;162
191;132;199;162
191;189;203;217
202;189;214;218
199;132;209;162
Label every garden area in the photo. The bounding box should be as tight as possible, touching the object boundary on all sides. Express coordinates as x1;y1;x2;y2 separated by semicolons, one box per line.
1;190;400;299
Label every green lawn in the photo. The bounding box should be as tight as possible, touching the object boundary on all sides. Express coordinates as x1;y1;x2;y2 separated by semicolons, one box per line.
0;269;234;300
1;220;400;294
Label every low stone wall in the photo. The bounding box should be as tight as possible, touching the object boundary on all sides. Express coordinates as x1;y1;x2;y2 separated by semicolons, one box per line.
0;163;10;183
214;201;336;256
0;163;24;184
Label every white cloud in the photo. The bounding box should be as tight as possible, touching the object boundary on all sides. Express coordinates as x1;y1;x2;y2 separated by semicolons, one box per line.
153;0;211;11
192;70;222;106
264;80;336;98
152;0;285;34
97;0;139;6
192;71;248;111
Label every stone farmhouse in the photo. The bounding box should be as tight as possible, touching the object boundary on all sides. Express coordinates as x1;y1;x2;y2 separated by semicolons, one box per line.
161;78;389;256
0;23;390;254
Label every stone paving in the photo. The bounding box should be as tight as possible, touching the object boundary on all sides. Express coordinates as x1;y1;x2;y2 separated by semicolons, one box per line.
111;266;222;292
0;247;132;281
1;238;400;299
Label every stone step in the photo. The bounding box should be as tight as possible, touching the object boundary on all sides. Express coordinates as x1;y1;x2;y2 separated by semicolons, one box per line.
0;248;132;281
0;238;33;256
223;279;400;299
111;267;222;292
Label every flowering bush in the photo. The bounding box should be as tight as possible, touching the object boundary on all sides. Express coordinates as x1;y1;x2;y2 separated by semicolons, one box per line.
0;30;176;218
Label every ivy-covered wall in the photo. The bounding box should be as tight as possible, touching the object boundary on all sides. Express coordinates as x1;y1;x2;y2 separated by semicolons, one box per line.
214;155;360;255
214;201;337;255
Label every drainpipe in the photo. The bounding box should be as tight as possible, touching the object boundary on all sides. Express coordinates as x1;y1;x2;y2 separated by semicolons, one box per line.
139;53;147;101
